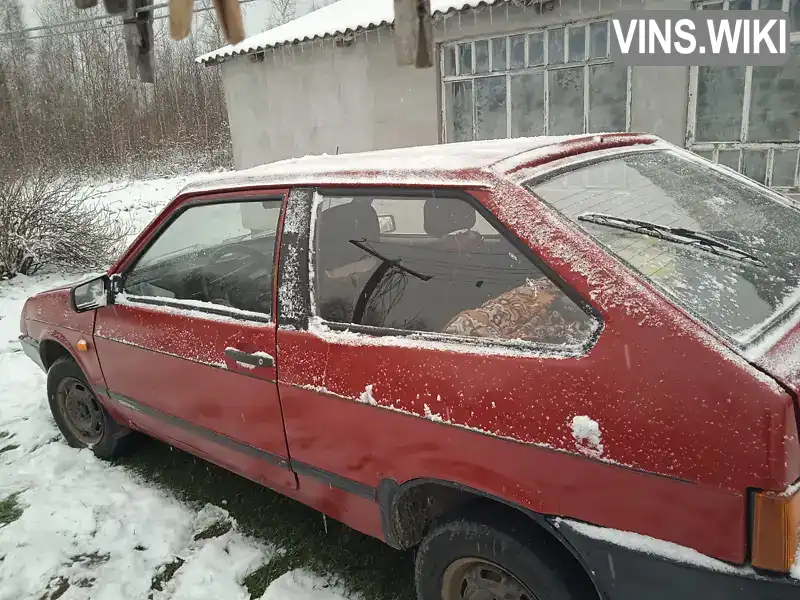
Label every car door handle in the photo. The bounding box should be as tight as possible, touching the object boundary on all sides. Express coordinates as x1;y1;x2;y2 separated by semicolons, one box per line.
224;347;274;368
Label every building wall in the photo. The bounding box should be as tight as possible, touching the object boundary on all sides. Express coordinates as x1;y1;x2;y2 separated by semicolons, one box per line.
221;31;439;169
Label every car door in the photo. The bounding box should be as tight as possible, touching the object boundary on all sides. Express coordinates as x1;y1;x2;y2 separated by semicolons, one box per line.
94;190;297;491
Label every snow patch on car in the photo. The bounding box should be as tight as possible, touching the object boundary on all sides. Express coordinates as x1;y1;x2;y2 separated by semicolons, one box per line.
555;518;752;576
571;415;604;457
306;317;588;360
115;293;269;325
358;384;378;406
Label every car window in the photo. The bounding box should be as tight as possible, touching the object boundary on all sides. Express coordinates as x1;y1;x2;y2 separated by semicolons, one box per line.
312;193;595;347
528;150;800;345
124;200;282;316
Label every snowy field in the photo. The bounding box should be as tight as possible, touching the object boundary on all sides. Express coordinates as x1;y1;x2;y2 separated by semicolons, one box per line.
0;175;359;600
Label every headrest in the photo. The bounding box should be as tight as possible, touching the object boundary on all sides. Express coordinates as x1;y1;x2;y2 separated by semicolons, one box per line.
317;201;380;271
423;198;477;238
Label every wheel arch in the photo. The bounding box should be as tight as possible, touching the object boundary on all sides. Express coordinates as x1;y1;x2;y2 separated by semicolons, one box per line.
39;336;76;371
379;477;604;600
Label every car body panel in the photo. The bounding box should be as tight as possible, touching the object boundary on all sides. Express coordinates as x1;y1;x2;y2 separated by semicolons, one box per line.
16;135;800;593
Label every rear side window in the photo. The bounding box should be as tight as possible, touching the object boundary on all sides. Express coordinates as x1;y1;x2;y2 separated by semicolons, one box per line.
311;192;595;347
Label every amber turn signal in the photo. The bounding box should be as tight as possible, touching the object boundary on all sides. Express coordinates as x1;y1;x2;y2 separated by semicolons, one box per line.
752;485;800;572
76;339;89;352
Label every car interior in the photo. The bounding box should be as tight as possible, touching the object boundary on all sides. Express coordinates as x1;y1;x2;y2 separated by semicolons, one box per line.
123;202;278;315
314;196;572;334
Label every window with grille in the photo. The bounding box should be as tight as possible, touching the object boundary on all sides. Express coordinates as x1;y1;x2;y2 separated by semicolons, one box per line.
688;0;800;192
440;20;631;143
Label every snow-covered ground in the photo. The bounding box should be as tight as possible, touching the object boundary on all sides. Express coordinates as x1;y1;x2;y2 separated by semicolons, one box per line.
0;175;352;600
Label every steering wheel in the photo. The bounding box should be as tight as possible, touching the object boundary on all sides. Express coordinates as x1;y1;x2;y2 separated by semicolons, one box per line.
200;244;270;308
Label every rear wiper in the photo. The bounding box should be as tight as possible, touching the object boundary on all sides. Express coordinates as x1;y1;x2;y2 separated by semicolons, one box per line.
577;212;766;268
349;239;431;281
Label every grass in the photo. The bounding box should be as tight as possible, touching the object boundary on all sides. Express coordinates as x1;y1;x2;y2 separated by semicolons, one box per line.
0;492;23;526
39;577;70;600
117;437;415;600
150;557;185;593
194;519;232;541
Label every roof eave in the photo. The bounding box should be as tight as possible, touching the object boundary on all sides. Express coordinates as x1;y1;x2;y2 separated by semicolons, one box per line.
196;0;518;67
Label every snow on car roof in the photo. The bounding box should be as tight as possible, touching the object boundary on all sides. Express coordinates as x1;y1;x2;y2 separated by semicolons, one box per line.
197;0;506;65
179;136;596;194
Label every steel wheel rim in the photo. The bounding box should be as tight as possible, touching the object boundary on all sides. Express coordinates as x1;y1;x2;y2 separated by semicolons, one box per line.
441;557;537;600
57;377;104;445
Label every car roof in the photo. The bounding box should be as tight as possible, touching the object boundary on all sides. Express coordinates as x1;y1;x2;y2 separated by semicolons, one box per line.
180;133;660;195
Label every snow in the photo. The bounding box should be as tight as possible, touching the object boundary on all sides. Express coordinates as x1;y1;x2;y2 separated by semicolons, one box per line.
306;316;590;360
197;0;506;64
0;175;353;600
258;570;351;600
116;293;271;325
555;518;752;576
570;415;604;457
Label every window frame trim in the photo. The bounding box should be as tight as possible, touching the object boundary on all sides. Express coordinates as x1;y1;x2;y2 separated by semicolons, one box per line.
306;185;604;356
439;18;632;142
117;193;287;325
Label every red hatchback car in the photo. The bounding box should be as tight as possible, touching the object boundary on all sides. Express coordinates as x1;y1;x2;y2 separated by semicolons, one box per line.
18;133;800;600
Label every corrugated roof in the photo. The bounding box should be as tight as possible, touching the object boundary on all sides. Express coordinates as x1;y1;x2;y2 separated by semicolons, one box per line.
197;0;508;65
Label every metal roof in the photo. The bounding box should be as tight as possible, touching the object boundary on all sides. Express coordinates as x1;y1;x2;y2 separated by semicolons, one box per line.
177;134;660;194
196;0;508;65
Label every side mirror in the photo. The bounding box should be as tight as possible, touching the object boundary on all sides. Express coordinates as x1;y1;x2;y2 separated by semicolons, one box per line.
70;274;110;312
378;214;397;234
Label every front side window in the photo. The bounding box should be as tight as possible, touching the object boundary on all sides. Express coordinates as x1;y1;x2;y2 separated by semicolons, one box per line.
312;193;595;348
124;200;282;316
528;150;800;345
441;20;629;142
689;0;800;191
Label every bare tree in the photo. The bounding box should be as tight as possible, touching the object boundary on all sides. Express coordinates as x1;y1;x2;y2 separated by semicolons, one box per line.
0;169;132;278
268;0;296;27
0;0;333;179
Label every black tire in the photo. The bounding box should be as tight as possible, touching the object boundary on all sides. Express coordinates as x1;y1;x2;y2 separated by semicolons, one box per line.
47;356;130;460
415;514;593;600
102;0;126;15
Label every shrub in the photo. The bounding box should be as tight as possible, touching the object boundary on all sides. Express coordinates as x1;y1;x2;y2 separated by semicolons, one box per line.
0;169;132;279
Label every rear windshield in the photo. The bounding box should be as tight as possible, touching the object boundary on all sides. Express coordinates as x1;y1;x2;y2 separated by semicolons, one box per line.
527;149;800;346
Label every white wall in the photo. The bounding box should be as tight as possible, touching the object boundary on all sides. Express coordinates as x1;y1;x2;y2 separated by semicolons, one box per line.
221;31;439;169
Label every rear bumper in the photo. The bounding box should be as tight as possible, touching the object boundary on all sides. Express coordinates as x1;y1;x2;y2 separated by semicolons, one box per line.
19;335;44;371
556;520;800;600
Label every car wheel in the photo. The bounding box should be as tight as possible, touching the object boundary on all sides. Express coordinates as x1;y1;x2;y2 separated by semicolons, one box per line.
415;515;588;600
47;356;130;460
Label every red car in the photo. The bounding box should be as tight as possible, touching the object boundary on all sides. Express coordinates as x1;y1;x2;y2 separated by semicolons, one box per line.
19;133;800;600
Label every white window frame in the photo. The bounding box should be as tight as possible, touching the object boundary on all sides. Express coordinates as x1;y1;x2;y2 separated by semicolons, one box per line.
439;19;633;143
686;0;800;191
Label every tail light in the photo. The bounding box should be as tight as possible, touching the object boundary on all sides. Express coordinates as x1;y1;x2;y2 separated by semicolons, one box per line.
752;485;800;572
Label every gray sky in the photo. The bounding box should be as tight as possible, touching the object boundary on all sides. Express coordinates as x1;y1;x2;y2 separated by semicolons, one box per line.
16;0;330;44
